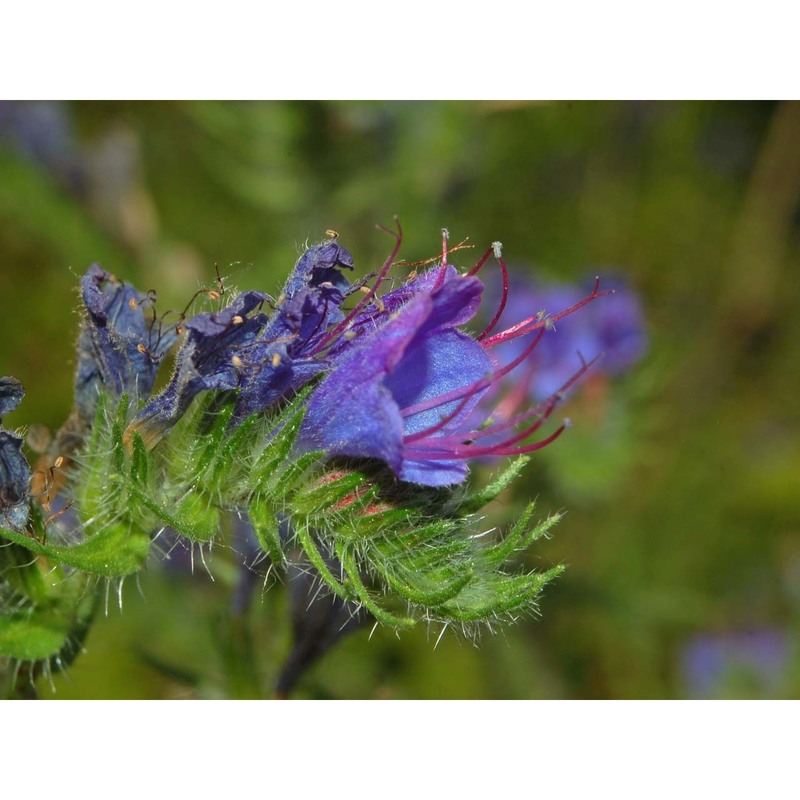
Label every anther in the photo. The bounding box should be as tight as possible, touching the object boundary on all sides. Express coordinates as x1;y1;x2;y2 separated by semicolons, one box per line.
231;355;244;369
207;290;221;301
374;297;385;313
271;352;282;368
325;229;339;239
128;298;138;310
137;343;147;354
53;456;64;469
231;315;244;325
492;241;503;259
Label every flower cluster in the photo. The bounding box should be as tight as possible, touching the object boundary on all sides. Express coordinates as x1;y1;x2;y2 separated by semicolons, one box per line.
1;226;645;696
119;232;613;487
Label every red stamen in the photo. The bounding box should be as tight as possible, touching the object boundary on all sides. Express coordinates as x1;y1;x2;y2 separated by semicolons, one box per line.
406;422;567;460
482;277;612;348
477;245;509;341
403;351;598;457
467;246;494;276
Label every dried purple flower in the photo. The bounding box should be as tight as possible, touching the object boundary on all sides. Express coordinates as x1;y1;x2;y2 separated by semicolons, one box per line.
75;265;178;419
127;239;355;447
0;376;32;531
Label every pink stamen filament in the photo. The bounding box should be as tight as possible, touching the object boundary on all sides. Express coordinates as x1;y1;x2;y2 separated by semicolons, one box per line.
405;423;567;460
482;278;612;348
400;326;547;419
467;246;494;276
402;351;598;457
477;252;510;341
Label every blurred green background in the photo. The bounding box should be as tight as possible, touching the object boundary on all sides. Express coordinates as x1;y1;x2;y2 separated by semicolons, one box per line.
1;100;798;699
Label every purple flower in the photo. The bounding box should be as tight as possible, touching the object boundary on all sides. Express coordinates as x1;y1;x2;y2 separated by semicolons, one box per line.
297;269;492;485
75;265;178;419
0;376;32;531
127;239;355;447
296;249;609;487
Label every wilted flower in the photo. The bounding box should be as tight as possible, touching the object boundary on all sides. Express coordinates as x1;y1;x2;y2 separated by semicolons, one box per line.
128;240;354;447
0;376;32;531
75;265;178;420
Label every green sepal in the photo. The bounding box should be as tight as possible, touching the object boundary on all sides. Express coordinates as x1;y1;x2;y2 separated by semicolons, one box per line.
248;497;285;567
457;456;530;516
1;522;150;578
130;431;149;486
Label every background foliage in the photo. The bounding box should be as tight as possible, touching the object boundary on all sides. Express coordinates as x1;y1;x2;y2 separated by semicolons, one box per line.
1;100;798;699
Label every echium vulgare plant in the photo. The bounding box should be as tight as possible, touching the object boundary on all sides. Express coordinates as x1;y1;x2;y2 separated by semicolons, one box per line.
0;224;614;698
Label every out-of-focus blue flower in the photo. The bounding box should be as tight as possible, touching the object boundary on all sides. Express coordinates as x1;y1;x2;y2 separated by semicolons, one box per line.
75;265;178;420
488;272;647;401
0;376;32;531
681;629;793;698
0;101;85;192
128;240;354;447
